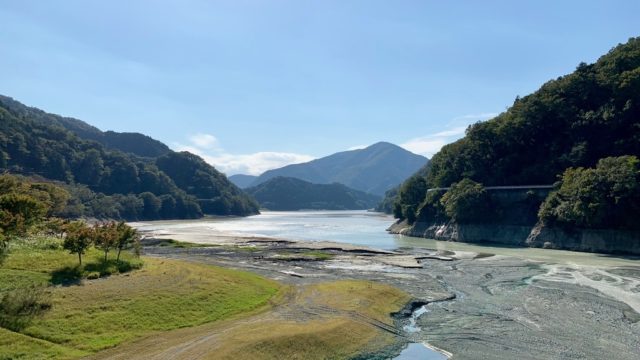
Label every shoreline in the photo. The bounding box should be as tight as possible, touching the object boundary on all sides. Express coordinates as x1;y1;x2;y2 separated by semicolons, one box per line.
124;227;640;359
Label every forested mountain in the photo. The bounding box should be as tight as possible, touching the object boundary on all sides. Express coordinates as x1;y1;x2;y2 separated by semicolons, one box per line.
0;95;170;158
246;176;381;211
229;174;258;188
251;142;427;196
0;95;259;220
395;37;640;228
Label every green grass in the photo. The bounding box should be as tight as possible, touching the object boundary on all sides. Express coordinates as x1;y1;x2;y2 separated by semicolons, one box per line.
0;236;283;359
0;327;86;360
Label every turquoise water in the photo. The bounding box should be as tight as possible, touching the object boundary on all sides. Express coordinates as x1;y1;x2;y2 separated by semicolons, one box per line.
135;210;638;266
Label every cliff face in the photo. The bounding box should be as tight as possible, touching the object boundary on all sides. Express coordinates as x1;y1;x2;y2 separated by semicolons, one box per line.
389;221;640;255
388;188;640;255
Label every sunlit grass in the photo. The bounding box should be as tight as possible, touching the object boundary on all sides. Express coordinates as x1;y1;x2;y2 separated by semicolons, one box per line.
0;237;283;358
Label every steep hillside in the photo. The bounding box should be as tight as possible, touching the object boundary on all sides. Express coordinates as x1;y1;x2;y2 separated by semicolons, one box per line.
0;95;170;158
246;177;381;211
0;95;258;219
252;142;427;196
393;37;640;251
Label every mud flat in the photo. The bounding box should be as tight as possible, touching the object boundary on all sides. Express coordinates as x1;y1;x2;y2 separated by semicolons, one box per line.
134;234;640;360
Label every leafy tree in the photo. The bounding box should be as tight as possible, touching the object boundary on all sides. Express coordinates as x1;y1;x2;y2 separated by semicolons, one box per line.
440;179;492;223
94;222;118;262
63;221;94;266
43;217;67;238
394;175;427;223
539;156;640;229
0;193;47;237
115;222;140;262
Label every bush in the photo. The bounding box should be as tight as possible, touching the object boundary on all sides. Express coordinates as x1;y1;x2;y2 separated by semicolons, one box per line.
440;179;493;223
539;156;640;229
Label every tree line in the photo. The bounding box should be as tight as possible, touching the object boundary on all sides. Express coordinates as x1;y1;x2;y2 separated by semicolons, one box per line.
0;174;142;263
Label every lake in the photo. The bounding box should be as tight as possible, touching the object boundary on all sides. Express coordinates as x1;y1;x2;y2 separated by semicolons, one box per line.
133;210;638;267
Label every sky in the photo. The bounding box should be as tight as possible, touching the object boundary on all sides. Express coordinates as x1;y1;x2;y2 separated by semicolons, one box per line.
1;1;639;175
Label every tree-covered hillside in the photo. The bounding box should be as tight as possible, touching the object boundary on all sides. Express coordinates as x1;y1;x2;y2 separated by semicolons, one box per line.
395;37;640;228
246;177;380;211
0;96;258;220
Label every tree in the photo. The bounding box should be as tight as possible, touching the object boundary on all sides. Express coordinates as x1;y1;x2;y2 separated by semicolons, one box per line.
115;222;140;262
94;222;118;262
63;222;94;266
539;156;640;228
43;217;67;238
440;179;492;223
0;193;47;237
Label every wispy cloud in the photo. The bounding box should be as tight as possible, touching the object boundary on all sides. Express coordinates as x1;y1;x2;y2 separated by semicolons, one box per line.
346;144;367;151
400;112;497;157
188;133;220;150
174;133;314;176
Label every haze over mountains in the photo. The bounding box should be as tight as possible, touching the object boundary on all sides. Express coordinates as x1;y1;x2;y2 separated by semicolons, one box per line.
231;142;428;196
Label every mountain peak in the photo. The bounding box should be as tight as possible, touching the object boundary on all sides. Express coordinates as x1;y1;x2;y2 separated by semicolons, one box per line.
251;141;428;195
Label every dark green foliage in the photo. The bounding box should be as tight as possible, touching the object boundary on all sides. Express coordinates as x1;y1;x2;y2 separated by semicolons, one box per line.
416;190;447;223
0;193;46;237
539;156;640;229
425;38;640;188
156;152;259;216
246;177;381;211
0;95;257;219
440;179;493;223
374;186;399;213
394;175;427;223
395;37;640;230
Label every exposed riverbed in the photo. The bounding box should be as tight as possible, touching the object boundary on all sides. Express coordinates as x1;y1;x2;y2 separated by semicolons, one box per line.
131;211;640;359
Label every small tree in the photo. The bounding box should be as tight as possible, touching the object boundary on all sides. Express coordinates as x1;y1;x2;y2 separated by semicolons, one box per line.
115;222;140;262
63;222;94;266
43;217;67;238
94;222;118;262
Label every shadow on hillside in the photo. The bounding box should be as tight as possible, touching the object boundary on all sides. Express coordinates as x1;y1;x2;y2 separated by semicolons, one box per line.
50;259;142;286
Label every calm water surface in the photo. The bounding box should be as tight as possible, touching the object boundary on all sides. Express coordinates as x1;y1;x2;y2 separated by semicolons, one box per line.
135;210;638;267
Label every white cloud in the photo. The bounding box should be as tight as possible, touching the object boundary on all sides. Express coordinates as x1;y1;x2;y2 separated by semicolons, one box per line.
188;133;220;150
400;112;498;157
400;137;448;157
347;144;367;151
174;136;314;176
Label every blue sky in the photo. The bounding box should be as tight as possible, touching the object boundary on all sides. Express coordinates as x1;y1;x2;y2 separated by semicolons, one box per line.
1;1;638;175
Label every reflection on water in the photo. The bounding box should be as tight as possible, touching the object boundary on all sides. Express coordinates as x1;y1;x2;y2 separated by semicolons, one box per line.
133;210;639;267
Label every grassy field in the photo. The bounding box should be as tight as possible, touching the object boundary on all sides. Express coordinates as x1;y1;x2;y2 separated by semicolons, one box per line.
0;237;283;359
211;280;411;360
91;279;411;360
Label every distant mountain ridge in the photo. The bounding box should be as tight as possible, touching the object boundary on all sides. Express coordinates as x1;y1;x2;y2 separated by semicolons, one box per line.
246;176;381;211
250;142;428;196
229;174;258;188
0;95;259;220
